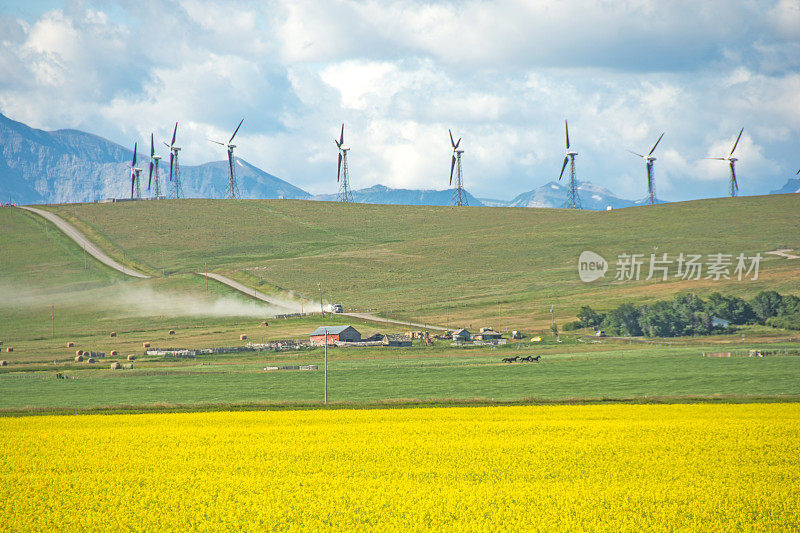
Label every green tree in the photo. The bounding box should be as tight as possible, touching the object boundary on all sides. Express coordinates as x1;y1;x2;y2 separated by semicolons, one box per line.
602;304;643;337
750;291;783;324
577;306;604;329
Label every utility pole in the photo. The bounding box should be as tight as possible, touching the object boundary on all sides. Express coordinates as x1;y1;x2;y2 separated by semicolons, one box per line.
324;327;328;405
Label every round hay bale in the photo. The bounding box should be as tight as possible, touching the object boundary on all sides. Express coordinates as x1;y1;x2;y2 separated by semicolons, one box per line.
240;334;247;341
5;347;13;353
0;360;7;366
110;332;116;338
142;342;150;348
127;354;136;361
168;329;175;335
74;355;84;362
86;357;95;364
110;362;121;370
123;363;134;370
76;350;84;356
110;350;118;356
67;341;75;348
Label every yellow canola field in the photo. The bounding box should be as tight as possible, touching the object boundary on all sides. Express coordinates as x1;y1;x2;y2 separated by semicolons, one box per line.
2;403;799;531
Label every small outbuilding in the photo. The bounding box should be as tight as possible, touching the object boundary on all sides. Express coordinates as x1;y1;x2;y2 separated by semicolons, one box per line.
452;328;471;341
309;325;361;346
474;328;502;341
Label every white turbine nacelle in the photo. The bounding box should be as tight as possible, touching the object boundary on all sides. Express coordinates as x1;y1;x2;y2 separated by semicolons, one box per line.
567;150;578;156
729;157;738;163
152;155;162;161
647;156;656;162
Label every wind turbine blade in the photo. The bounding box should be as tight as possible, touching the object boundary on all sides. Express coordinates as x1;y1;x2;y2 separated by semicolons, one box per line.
209;139;225;146
455;138;461;149
731;162;738;191
796;168;800;175
229;118;244;143
132;142;137;166
627;149;645;158
149;161;153;190
337;152;342;182
150;133;155;158
131;174;135;199
449;129;455;148
648;132;664;156
450;155;456;185
339;123;344;147
334;139;340;148
169;152;174;181
704;157;727;160
559;156;569;180
730;127;743;157
565;120;570;150
171;122;178;145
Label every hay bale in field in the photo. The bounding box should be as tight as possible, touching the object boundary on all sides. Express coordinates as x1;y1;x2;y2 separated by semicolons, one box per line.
240;334;247;341
110;350;118;356
5;347;13;353
67;341;75;348
123;363;134;370
142;342;150;348
110;332;116;338
74;355;84;362
0;360;7;366
260;321;269;327
168;329;175;335
127;354;136;361
86;357;95;363
76;350;84;356
110;362;121;370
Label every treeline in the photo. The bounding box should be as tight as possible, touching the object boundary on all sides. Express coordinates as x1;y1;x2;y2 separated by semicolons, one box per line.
565;291;800;337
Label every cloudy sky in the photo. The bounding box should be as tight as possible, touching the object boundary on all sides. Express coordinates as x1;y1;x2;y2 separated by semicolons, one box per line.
1;0;799;201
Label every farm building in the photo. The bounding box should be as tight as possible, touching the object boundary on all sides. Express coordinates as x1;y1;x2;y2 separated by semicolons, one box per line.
473;328;502;341
309;325;361;346
452;328;471;341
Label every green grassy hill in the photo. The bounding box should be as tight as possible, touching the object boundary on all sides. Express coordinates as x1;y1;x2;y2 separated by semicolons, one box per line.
44;194;800;330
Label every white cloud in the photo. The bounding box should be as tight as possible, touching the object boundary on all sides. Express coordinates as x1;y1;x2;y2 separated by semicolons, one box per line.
1;0;799;202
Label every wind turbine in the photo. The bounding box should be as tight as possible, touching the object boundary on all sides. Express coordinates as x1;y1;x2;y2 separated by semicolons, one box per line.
164;122;183;199
449;129;466;206
705;128;743;197
148;133;162;200
558;120;581;209
210;118;244;199
628;132;664;205
129;142;141;200
334;123;351;202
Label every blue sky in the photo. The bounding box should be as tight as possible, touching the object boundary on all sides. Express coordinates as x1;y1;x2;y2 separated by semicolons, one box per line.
1;0;799;200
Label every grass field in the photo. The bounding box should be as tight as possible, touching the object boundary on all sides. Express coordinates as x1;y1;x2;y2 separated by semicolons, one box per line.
3;197;800;412
41;194;800;330
3;404;798;530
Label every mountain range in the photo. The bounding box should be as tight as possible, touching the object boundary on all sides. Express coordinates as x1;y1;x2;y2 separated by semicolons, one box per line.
1;112;797;208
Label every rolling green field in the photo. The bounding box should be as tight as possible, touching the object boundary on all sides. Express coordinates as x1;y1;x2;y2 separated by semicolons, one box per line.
2;196;800;413
44;195;800;329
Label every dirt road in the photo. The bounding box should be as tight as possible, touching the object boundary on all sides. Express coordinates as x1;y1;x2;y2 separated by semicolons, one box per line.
20;206;150;279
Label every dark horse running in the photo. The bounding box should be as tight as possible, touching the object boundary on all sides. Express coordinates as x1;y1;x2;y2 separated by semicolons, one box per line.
501;356;519;363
